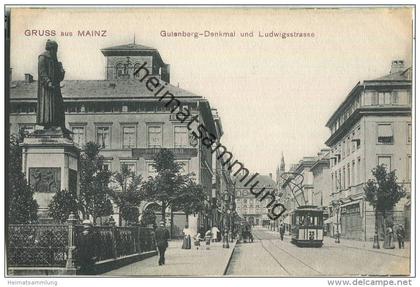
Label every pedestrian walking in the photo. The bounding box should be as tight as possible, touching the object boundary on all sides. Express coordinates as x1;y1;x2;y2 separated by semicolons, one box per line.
182;224;192;249
383;224;395;249
396;224;405;249
205;229;212;249
155;220;170;265
279;223;285;241
194;232;202;250
78;220;96;275
211;225;220;242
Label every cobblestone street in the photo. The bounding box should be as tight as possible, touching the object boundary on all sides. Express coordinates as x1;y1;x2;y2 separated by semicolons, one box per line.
226;227;410;276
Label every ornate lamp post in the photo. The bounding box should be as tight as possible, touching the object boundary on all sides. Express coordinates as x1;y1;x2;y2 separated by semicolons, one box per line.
229;201;235;242
334;201;341;244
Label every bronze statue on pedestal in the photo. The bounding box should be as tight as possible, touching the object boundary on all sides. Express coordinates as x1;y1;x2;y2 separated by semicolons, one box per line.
36;39;67;133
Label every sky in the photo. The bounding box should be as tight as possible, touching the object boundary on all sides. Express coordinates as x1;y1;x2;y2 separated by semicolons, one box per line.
9;7;413;175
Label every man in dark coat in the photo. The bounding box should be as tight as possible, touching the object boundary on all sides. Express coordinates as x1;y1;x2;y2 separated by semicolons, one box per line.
155;220;170;265
396;224;405;249
37;39;66;131
279;223;285;241
78;220;96;275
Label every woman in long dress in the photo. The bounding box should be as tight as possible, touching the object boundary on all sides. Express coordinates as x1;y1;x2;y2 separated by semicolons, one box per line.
182;225;192;249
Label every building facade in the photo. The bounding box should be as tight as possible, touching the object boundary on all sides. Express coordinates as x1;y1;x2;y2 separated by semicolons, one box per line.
9;42;225;235
325;60;412;241
235;174;277;226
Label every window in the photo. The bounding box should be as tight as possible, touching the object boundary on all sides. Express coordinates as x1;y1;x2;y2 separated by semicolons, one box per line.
407;123;412;144
101;162;111;171
121;162;136;173
116;63;129;79
133;63;141;78
148;125;162;148
378;156;391;171
378;92;391;105
177;160;189;175
351;161;355;186
343;167;346;189
407;155;412;181
336;170;340;191
365;92;378;106
147;163;157;177
377;124;393;144
122;126;136;149
96;126;111;148
347;137;351;155
357;157;361;184
392;91;399;104
71;126;85;147
174;126;188;147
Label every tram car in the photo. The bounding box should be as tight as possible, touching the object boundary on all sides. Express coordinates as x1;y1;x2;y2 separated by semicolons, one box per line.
290;205;324;247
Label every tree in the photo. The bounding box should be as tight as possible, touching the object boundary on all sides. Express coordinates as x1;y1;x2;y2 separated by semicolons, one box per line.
172;179;206;223
8;132;38;224
140;208;157;227
79;142;114;224
142;149;186;221
364;165;406;243
48;189;79;223
110;165;144;225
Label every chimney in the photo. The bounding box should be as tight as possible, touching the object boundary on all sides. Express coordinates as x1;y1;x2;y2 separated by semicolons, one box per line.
24;73;34;83
161;64;170;83
390;60;405;74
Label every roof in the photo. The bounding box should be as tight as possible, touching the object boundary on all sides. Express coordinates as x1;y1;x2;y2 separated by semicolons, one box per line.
235;174;276;189
100;43;165;65
101;43;156;52
370;67;412;81
10;79;201;101
326;67;412;127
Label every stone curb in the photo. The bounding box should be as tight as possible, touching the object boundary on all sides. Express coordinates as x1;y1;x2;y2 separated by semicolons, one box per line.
223;240;238;275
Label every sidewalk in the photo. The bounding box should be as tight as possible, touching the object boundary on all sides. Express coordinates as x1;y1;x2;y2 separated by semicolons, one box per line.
103;240;237;276
265;228;410;258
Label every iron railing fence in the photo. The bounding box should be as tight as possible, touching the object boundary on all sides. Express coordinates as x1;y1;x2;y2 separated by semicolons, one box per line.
8;224;68;267
8;220;156;268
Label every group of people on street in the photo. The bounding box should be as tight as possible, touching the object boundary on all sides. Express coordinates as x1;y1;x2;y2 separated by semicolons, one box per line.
182;225;221;250
384;223;406;249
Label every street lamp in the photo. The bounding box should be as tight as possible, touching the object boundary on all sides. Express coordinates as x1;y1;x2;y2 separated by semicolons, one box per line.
334;201;340;244
223;193;230;248
229;201;235;242
372;194;380;249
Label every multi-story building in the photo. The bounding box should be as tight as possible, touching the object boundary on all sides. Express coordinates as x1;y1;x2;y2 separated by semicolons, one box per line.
235;174;277;226
9;42;223;235
325;60;412;241
310;148;332;234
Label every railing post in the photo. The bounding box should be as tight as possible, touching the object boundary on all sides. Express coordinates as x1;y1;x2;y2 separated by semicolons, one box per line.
66;212;77;271
137;226;141;254
109;217;117;258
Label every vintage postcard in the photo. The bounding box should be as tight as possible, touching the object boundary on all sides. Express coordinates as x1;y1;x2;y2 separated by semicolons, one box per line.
3;5;415;282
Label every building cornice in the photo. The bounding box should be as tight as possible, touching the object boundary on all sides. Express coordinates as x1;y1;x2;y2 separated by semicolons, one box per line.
325;106;412;146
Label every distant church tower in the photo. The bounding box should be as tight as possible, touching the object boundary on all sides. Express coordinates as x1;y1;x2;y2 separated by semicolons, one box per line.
276;152;286;191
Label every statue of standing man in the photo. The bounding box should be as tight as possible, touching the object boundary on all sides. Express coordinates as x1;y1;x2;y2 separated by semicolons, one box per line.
36;39;66;132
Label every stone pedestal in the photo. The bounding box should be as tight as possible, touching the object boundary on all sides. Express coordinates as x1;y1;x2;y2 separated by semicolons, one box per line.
20;129;80;219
